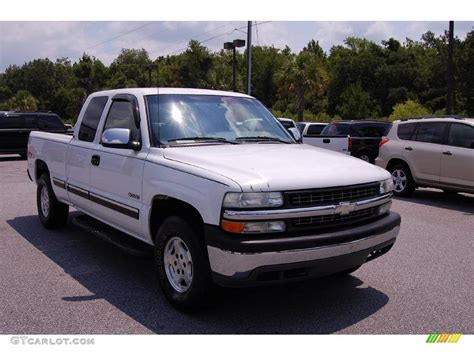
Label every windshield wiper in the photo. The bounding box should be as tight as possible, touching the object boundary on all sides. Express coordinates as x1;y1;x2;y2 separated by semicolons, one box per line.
235;136;291;144
166;137;239;145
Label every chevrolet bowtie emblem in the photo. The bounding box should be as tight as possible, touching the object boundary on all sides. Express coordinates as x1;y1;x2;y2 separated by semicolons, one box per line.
335;202;355;215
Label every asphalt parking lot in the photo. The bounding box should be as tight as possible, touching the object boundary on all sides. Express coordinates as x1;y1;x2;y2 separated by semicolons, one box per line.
0;155;473;334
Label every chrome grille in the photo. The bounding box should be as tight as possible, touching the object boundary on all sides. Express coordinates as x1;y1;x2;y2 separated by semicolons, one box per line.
286;182;379;207
292;206;379;228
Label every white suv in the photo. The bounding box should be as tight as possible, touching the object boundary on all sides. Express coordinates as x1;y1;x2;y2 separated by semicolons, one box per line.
376;117;474;196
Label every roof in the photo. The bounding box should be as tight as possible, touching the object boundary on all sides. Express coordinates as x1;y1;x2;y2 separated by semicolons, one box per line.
396;116;474;126
337;120;391;124
90;87;254;99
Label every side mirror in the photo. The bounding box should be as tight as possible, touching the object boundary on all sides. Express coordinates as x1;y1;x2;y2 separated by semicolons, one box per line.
101;128;141;151
288;127;302;143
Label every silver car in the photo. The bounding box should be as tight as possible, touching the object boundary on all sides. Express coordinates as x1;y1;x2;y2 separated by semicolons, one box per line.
375;117;474;196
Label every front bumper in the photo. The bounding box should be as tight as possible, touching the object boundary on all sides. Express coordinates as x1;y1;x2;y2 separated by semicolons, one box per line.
205;212;400;286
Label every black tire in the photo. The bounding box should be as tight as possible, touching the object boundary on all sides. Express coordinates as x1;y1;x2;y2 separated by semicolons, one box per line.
36;174;69;229
355;151;374;164
389;163;416;197
154;216;212;311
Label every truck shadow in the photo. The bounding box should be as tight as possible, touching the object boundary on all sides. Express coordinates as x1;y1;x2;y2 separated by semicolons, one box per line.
395;188;474;215
8;214;389;334
0;155;25;162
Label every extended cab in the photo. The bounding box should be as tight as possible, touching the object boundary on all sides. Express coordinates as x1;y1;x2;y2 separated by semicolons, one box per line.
27;88;400;309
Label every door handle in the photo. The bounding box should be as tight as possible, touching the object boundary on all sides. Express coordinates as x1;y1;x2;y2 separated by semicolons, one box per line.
442;151;453;156
323;139;330;144
404;146;413;151
91;155;101;166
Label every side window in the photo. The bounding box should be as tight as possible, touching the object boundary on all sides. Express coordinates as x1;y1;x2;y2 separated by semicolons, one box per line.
306;124;324;135
38;115;64;130
78;96;108;142
24;116;38;129
415;123;448;144
397;123;418;140
103;100;139;139
0;117;24;129
447;124;474;149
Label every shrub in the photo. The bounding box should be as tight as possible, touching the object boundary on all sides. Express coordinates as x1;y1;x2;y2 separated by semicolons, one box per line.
389;100;431;121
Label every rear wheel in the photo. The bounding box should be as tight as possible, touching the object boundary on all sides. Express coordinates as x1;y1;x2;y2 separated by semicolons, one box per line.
36;174;69;229
355;151;373;163
389;164;415;197
154;216;212;310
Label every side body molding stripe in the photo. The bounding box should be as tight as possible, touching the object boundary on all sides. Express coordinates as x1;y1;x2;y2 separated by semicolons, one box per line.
52;177;139;219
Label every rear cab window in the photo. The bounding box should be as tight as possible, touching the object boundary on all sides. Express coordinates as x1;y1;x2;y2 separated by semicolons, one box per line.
321;123;349;135
78;96;109;142
306;124;325;135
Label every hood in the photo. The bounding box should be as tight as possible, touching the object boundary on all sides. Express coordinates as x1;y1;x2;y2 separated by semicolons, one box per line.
163;143;391;191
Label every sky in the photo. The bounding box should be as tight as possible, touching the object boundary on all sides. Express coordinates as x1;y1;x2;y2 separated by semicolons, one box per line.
0;21;473;72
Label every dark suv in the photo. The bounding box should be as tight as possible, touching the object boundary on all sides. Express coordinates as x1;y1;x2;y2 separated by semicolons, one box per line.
321;120;392;163
0;111;68;158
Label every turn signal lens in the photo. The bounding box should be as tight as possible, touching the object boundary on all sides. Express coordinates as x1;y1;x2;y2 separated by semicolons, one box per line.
220;220;245;233
220;219;286;234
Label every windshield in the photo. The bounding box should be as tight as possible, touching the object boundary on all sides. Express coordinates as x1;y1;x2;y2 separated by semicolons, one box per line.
145;94;293;146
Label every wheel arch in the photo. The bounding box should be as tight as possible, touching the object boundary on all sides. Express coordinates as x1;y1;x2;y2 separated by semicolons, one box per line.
148;195;205;244
35;159;49;182
386;158;413;176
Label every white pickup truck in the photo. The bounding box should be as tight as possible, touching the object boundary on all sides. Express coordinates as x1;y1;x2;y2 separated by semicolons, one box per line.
302;134;350;154
27;88;400;309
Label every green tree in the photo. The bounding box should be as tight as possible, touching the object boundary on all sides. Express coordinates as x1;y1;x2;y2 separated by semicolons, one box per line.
176;40;214;88
274;44;329;121
73;54;108;94
107;48;151;88
388;99;431;121
1;90;39;111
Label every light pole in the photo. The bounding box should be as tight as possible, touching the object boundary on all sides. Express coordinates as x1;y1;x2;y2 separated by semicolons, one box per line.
224;39;245;92
447;21;455;115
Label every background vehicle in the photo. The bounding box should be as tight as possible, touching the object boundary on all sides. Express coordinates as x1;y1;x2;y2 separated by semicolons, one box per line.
277;117;302;142
0;111;68;158
297;122;327;136
27;88;400;309
376;117;474;196
321;120;392;163
302;133;349;154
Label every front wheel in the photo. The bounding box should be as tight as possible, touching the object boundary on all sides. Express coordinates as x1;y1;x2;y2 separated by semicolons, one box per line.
389;164;416;197
36;174;69;229
154;216;212;310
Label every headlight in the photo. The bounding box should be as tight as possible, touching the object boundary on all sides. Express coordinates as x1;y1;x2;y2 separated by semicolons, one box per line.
380;178;394;194
223;192;283;208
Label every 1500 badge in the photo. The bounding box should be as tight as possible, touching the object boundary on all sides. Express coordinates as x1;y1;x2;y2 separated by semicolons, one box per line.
128;192;140;200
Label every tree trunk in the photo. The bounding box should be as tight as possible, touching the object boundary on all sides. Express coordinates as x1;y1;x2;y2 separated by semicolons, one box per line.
296;85;305;122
